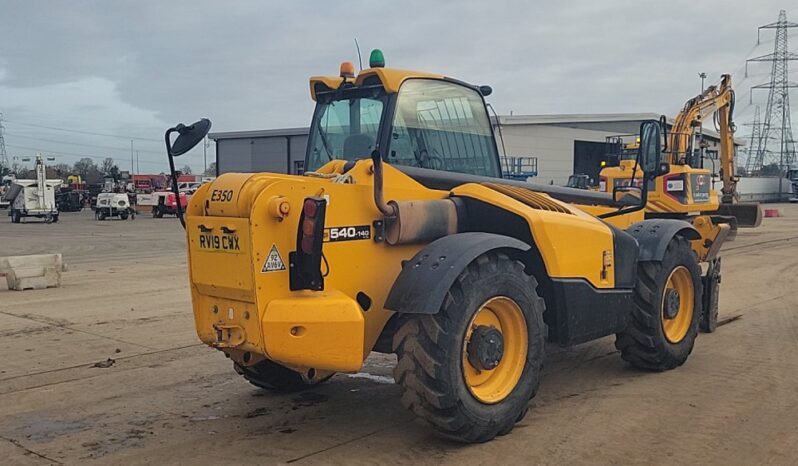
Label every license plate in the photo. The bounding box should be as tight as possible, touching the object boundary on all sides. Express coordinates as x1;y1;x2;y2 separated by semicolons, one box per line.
197;233;242;253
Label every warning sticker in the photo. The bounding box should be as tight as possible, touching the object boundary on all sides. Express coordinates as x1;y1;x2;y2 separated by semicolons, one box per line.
261;244;286;273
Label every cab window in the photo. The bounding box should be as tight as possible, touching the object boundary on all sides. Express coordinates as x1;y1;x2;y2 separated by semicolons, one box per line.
306;88;386;171
388;79;500;177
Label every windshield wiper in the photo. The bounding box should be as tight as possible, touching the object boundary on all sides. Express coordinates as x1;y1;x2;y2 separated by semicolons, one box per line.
317;125;334;161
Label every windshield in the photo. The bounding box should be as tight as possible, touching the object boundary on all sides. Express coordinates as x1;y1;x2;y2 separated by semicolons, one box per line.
621;147;637;161
306;87;387;171
389;80;500;177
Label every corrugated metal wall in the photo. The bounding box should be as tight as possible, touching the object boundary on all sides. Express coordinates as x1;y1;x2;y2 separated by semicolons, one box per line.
217;135;307;175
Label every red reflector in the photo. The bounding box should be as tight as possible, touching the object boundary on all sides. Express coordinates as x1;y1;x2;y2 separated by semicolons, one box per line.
302;218;316;236
303;200;319;218
301;235;315;254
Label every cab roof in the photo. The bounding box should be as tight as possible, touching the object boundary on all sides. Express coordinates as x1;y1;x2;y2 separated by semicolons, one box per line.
309;67;445;101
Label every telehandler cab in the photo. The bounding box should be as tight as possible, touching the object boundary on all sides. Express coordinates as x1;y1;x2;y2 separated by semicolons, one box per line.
167;51;707;442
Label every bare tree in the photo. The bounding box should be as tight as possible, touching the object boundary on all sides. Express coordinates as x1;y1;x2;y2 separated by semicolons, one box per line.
101;157;120;180
72;158;103;183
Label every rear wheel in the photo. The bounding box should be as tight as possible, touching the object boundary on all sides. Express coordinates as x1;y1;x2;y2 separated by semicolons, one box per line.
615;236;701;371
11;210;21;223
51;214;59;223
234;359;331;392
393;251;545;443
120;212;129;220
153;207;163;218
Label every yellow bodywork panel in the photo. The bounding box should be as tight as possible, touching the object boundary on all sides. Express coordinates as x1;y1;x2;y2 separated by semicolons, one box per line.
451;184;617;288
262;290;365;372
187;216;255;303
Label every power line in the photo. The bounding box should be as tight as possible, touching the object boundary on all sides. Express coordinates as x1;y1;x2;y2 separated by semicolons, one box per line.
5;143;167;169
4;120;161;142
4;132;165;155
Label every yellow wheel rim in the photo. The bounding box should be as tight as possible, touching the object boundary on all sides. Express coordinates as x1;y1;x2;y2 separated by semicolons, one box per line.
462;297;528;404
661;266;694;343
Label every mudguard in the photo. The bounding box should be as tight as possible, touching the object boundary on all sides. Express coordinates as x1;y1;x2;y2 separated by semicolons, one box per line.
627;219;700;262
384;232;531;314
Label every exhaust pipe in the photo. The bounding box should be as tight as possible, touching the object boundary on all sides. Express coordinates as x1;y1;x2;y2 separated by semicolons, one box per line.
371;150;461;245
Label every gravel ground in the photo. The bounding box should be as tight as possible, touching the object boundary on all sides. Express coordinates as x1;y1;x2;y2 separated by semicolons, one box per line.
1;206;796;465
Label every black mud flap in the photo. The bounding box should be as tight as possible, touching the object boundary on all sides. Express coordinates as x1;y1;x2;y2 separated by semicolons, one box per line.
384;232;531;315
700;258;721;333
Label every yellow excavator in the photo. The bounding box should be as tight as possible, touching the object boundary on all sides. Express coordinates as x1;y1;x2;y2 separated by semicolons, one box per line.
600;74;762;332
166;51;721;443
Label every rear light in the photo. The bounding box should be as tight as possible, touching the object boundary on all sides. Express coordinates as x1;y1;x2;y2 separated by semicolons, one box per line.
303;198;319;217
289;197;327;291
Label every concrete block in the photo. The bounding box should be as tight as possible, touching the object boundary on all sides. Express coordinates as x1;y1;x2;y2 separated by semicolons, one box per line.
0;254;65;291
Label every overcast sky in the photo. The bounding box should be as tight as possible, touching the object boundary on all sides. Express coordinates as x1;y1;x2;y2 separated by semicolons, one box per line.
1;0;796;173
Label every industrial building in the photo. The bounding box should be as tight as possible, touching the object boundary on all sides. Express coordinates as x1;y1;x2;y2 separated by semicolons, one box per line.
209;113;740;187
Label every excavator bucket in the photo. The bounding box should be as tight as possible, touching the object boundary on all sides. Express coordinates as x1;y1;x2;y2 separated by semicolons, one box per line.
715;202;763;228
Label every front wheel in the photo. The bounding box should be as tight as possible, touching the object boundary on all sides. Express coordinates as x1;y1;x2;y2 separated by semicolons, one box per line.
615;236;702;371
393;251;545;443
11;210;21;223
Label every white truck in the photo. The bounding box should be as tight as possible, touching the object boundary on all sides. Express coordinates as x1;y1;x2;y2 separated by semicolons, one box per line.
6;155;61;223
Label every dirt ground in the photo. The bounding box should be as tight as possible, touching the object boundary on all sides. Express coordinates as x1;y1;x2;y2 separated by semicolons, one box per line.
0;205;797;465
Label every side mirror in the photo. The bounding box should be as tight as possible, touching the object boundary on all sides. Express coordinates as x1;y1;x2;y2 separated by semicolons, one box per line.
163;118;212;230
165;119;212;157
638;120;662;176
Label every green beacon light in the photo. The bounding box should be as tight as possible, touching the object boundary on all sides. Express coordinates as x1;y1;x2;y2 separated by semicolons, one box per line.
369;49;385;68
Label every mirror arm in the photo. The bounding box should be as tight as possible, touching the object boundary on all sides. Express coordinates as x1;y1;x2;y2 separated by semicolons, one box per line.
597;174;650;220
164;127;186;229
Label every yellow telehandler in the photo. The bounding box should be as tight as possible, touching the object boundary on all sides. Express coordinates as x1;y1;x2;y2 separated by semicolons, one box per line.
165;51;711;442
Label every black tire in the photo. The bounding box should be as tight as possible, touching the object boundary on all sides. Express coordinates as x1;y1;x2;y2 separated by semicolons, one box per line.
615;236;702;371
120;212;129;220
153;207;162;218
234;359;331;392
11;210;21;223
98;211;107;221
392;251;545;443
51;215;59;223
